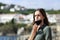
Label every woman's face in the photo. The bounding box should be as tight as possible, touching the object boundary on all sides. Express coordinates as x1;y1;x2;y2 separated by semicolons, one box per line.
35;10;44;21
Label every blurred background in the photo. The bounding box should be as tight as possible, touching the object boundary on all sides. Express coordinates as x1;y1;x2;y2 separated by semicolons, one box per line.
0;0;60;40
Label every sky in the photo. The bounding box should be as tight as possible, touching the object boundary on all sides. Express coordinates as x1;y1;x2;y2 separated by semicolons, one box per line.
0;0;60;10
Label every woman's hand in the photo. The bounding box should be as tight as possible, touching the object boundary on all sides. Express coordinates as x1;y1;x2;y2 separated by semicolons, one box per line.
33;24;38;32
28;24;38;40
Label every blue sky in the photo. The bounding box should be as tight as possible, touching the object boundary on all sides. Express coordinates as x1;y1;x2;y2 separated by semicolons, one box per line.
0;0;60;10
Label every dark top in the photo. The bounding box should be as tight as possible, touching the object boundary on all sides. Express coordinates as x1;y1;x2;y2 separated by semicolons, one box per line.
34;24;52;40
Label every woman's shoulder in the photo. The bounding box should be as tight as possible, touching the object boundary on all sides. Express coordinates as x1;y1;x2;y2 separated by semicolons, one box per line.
43;26;51;31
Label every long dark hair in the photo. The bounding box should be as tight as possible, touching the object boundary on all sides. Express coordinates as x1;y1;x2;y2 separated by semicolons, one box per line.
33;8;49;26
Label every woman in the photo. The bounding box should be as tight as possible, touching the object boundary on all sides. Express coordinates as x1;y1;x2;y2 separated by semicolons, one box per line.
28;8;52;40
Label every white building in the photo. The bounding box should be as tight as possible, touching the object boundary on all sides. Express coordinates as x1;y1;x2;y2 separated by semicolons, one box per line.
14;5;20;11
10;8;15;12
0;6;4;10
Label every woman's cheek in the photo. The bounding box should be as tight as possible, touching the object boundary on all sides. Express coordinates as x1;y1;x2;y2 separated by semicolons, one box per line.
35;17;37;21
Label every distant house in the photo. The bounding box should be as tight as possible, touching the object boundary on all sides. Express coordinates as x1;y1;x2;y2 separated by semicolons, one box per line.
10;8;15;12
0;6;4;10
14;5;20;11
2;5;10;10
0;3;26;12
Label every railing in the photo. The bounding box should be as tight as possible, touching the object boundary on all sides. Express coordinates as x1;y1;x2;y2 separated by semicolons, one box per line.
0;35;29;40
0;36;17;40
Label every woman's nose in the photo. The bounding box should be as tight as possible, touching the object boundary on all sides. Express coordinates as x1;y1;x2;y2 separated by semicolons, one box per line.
36;16;38;18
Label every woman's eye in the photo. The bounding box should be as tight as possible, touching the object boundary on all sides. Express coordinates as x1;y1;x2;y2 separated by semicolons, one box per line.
35;15;40;16
38;15;40;16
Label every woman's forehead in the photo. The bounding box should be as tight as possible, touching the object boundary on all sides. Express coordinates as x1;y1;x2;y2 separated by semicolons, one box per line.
35;11;41;15
35;11;40;15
